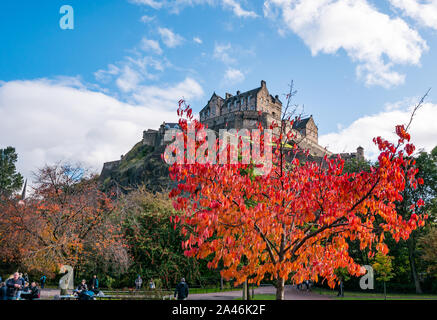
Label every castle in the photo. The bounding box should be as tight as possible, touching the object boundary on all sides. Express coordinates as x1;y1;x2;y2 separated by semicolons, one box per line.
139;80;364;161
101;81;364;179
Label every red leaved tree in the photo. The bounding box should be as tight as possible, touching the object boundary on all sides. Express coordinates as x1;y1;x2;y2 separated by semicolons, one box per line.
167;91;427;300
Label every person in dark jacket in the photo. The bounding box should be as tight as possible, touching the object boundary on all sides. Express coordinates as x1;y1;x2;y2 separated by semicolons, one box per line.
40;275;46;289
76;279;88;293
174;278;189;300
6;272;23;300
21;282;40;300
90;275;99;294
16;273;25;299
0;282;6;300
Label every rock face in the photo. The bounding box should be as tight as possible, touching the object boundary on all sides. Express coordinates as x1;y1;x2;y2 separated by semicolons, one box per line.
100;142;174;193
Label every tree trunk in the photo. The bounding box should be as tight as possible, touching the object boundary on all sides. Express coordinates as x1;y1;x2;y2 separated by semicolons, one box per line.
220;275;223;291
383;282;386;300
408;237;423;294
242;281;247;300
276;278;285;300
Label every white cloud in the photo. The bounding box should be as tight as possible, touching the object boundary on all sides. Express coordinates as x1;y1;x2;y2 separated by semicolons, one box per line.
0;79;181;179
140;15;156;23
222;0;258;17
129;0;256;17
116;66;142;92
213;43;236;64
94;64;120;83
95;36;170;93
193;37;203;44
132;77;204;107
129;0;163;9
130;0;213;12
319;100;437;161
390;0;437;30
264;0;428;88
158;27;184;48
224;68;245;84
140;37;163;55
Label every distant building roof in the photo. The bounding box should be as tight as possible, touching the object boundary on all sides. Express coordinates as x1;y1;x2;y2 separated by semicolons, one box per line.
163;123;180;130
223;87;262;104
292;117;312;130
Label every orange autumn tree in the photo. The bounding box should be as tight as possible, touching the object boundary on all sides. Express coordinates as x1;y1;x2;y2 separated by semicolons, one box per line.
0;164;129;275
167;94;427;300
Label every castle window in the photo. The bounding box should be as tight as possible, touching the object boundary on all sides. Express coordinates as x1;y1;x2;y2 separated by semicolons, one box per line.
234;100;237;110
247;95;251;106
227;102;231;112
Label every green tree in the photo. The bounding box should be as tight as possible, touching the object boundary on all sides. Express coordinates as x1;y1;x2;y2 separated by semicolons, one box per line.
396;146;437;293
373;253;394;300
418;227;437;278
343;158;371;174
113;187;214;288
0;147;23;197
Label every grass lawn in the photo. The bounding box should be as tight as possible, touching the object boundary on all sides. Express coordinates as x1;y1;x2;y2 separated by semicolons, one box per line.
314;287;437;300
190;287;248;294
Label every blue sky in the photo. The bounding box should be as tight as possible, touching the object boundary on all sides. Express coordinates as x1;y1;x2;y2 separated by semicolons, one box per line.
1;0;437;178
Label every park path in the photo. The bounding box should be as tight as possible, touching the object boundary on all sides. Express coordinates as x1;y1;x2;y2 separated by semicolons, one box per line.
187;285;331;300
39;288;67;299
39;285;331;300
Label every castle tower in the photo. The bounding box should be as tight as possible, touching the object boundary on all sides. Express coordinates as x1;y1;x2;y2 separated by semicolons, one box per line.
357;146;364;161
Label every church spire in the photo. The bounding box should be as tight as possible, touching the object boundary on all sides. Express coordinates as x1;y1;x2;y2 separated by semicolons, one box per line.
21;179;27;200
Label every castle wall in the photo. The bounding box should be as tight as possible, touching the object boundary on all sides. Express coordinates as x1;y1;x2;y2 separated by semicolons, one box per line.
143;130;158;147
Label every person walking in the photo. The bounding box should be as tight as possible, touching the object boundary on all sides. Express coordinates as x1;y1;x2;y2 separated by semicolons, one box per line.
135;275;142;290
6;272;23;300
174;278;189;300
40;275;46;289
